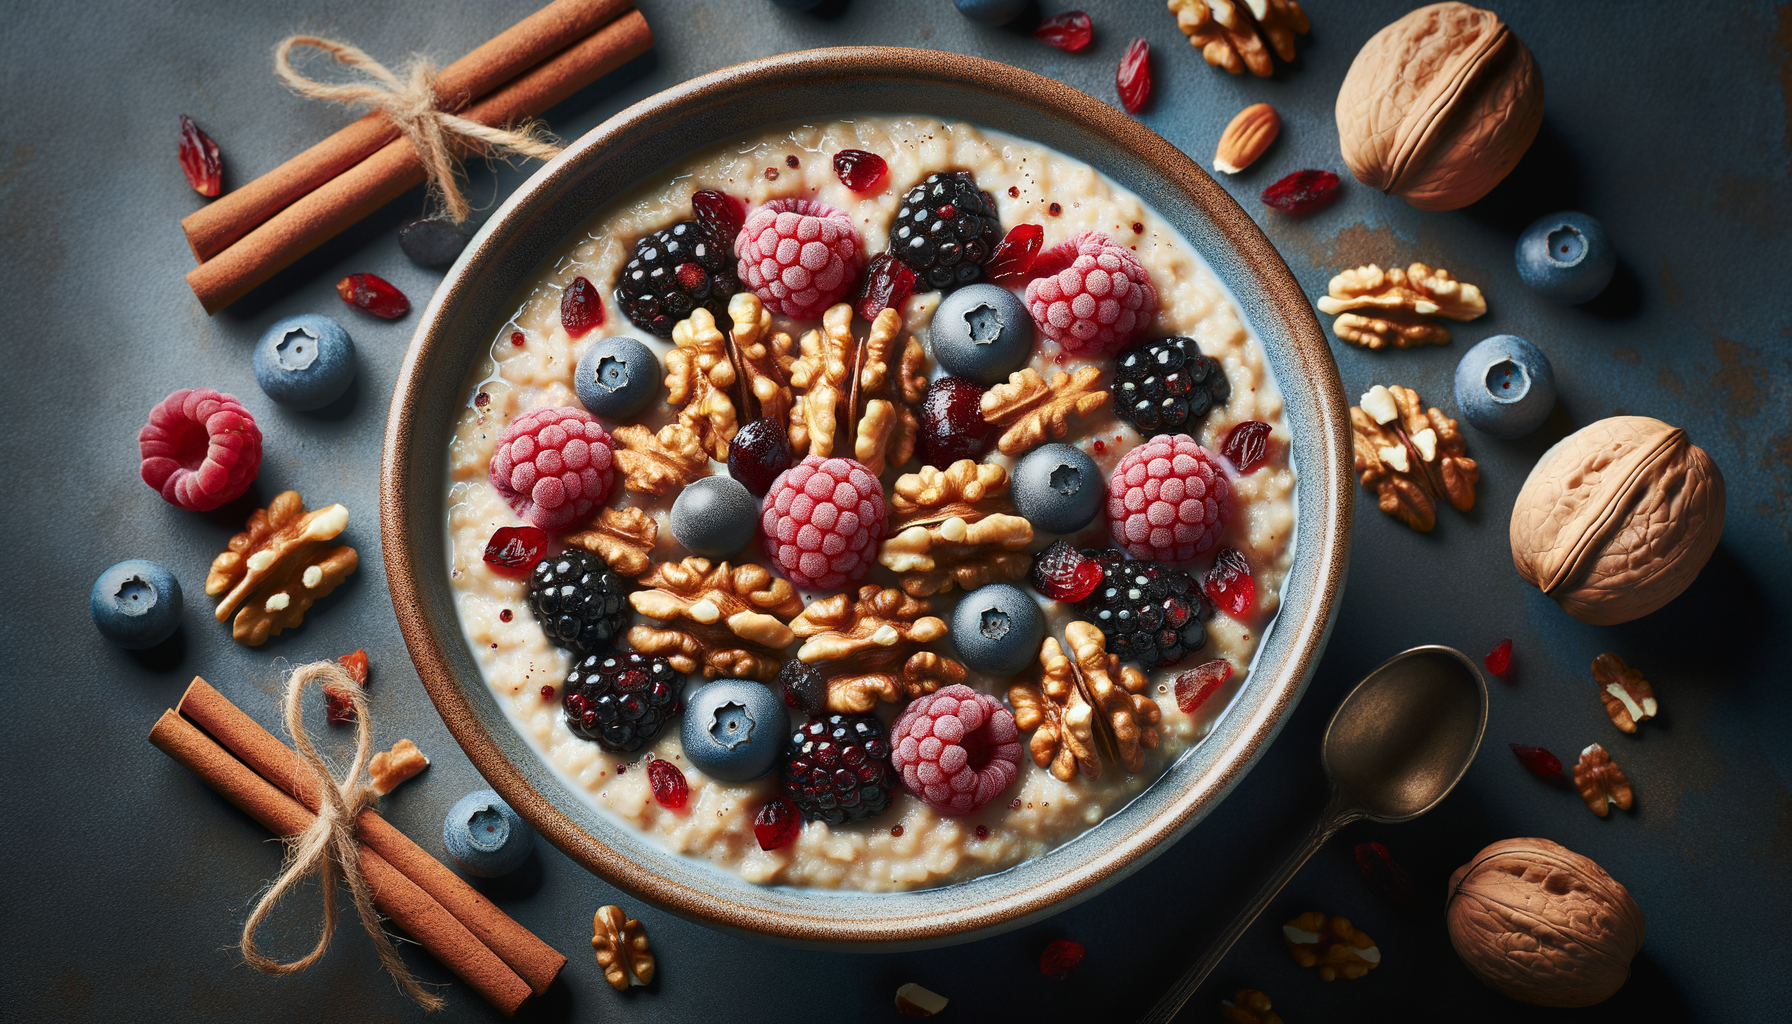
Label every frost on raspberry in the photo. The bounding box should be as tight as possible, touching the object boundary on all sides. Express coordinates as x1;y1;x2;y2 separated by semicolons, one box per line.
735;198;864;320
561;275;604;336
754;796;801;850
1024;231;1158;356
1204;547;1254;617
1039;938;1085;979
647;758;689;809
1174;659;1232;714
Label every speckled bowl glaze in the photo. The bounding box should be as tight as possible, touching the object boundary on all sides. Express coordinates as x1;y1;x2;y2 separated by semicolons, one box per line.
383;48;1351;950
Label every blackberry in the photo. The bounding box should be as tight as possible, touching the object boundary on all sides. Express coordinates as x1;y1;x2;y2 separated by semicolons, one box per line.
1075;549;1211;669
562;650;681;752
781;713;896;825
890;171;1003;291
776;659;828;719
614;221;739;337
528;549;629;657
1112;336;1231;434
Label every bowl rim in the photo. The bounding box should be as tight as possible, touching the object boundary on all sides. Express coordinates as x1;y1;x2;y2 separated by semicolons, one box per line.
383;46;1351;948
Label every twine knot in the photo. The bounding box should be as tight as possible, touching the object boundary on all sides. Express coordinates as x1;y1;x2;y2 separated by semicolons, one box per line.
274;36;564;223
239;661;444;1011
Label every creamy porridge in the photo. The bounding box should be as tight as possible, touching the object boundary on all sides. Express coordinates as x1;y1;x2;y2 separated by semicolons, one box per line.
444;117;1295;892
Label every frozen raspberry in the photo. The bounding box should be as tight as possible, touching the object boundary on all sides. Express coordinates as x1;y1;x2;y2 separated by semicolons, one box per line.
1106;434;1230;563
760;455;887;590
735;198;863;320
138;388;263;511
489;406;615;532
1024;231;1158;356
890;684;1022;816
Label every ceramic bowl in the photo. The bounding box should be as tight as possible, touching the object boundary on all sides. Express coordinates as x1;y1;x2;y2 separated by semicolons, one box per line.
383;48;1351;950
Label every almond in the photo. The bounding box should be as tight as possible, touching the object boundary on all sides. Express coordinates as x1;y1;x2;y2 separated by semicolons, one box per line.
1213;102;1281;174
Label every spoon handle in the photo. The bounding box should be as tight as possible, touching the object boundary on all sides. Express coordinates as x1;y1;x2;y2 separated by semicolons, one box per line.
1137;791;1361;1024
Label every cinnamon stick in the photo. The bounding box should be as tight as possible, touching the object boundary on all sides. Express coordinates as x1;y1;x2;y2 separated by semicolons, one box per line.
175;677;565;996
147;710;535;1016
182;0;635;263
186;9;653;313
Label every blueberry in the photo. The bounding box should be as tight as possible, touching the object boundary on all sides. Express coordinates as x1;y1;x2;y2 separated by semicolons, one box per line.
1012;443;1102;534
1453;334;1557;439
671;475;760;557
574;335;660;420
442;789;535;877
398;216;472;268
951;583;1045;676
930;283;1033;384
253;314;356;410
680;679;788;782
1515;211;1616;304
953;0;1029;26
90;559;183;649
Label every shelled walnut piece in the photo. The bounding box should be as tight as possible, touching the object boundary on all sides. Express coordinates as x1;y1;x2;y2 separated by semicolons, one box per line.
1283;911;1381;981
591;905;654;991
1316;263;1486;349
205;490;358;646
1011;622;1161;779
666;292;796;460
563;506;659;579
368;739;430;795
1169;0;1310;77
1219;989;1284;1024
627;558;801;681
610;422;708;496
878;460;1033;597
981;366;1108;457
788;303;927;475
1574;744;1634;817
791;585;967;714
1592;652;1659;733
1351;384;1478;532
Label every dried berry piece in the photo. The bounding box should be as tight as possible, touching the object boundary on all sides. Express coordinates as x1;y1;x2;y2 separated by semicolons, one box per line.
178;114;223;198
833;149;889;192
484;525;549;576
753;796;801;850
691;188;744;245
1222;421;1272;473
776;660;828;718
325;649;371;725
1030;540;1103;603
1484;638;1512;677
1039;938;1085;979
561;276;603;337
728;417;794;497
339;648;370;685
1116;39;1152;114
1354;842;1416;902
1261;170;1341;216
857;251;919;321
1509;743;1561;778
336;273;410;319
1204;547;1255;617
916;376;995;468
984;224;1045;282
1034;10;1093;52
1174;659;1232;714
646;758;688;809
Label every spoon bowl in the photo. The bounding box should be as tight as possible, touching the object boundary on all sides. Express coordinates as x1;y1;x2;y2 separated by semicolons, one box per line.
1324;645;1489;821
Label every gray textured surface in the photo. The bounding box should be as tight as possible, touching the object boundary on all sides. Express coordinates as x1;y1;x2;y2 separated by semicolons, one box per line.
1;1;1787;1021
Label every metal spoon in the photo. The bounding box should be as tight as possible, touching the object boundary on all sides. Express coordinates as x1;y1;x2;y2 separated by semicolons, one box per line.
1139;645;1488;1024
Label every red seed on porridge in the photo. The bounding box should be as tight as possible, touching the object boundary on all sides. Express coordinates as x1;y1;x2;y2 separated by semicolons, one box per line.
510;330;526;347
786;154;800;168
540;684;555;700
499;608;513;622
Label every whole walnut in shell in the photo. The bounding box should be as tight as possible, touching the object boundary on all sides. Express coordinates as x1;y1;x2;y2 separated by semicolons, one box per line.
1510;416;1724;625
1447;838;1644;1007
1335;3;1543;211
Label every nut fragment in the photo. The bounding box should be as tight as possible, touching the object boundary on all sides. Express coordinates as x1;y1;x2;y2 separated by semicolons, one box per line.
1283;911;1381;981
723;290;797;428
980;366;1108;457
1062;621;1161;773
627;558;802;681
666;307;742;460
1169;0;1310;77
1220;989;1284;1024
1591;653;1659;733
591;905;654;991
789;303;925;475
879;461;1033;597
1351;384;1478;532
205;491;359;646
1010;635;1101;781
368;738;430;795
791;586;966;713
1573;743;1634;817
1316;263;1486;349
894;982;948;1018
611;422;709;496
1214;102;1280;173
563;506;659;578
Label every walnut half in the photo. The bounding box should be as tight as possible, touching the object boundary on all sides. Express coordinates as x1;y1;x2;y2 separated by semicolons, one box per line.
879;460;1033;598
1316;263;1486;350
1010;622;1161;779
791;586;966;713
1283;911;1381;981
1592;652;1659;733
205;491;358;646
591;905;654;991
1351;384;1478;532
627;558;801;681
1574;743;1634;818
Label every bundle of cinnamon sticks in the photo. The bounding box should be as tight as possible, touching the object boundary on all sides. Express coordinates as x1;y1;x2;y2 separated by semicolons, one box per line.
148;678;564;1015
184;0;652;314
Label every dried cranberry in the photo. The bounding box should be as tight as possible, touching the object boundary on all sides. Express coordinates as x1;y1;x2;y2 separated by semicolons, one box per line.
1261;170;1341;215
1221;421;1272;473
1174;659;1233;714
754;797;801;850
339;649;370;686
1116;39;1152;114
984;223;1045;282
1510;743;1562;778
1039;938;1086;979
647;758;689;809
1203;547;1255;617
728;417;794;497
975;824;989;840
1034;11;1093;52
336;273;410;319
483;526;549;575
1354;842;1417;902
1031;540;1103;603
785;154;800;168
917;376;995;468
833;148;889;192
560;276;603;337
178;114;222;198
540;684;555;700
856;251;919;321
1485;638;1513;677
325;649;370;724
691;189;745;245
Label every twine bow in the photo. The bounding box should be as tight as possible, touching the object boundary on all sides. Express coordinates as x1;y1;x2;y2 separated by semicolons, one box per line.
239;661;445;1011
274;36;564;223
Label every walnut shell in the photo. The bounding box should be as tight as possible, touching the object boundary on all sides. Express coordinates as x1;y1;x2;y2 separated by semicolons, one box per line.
1509;416;1724;625
1335;3;1544;211
1446;838;1644;1007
